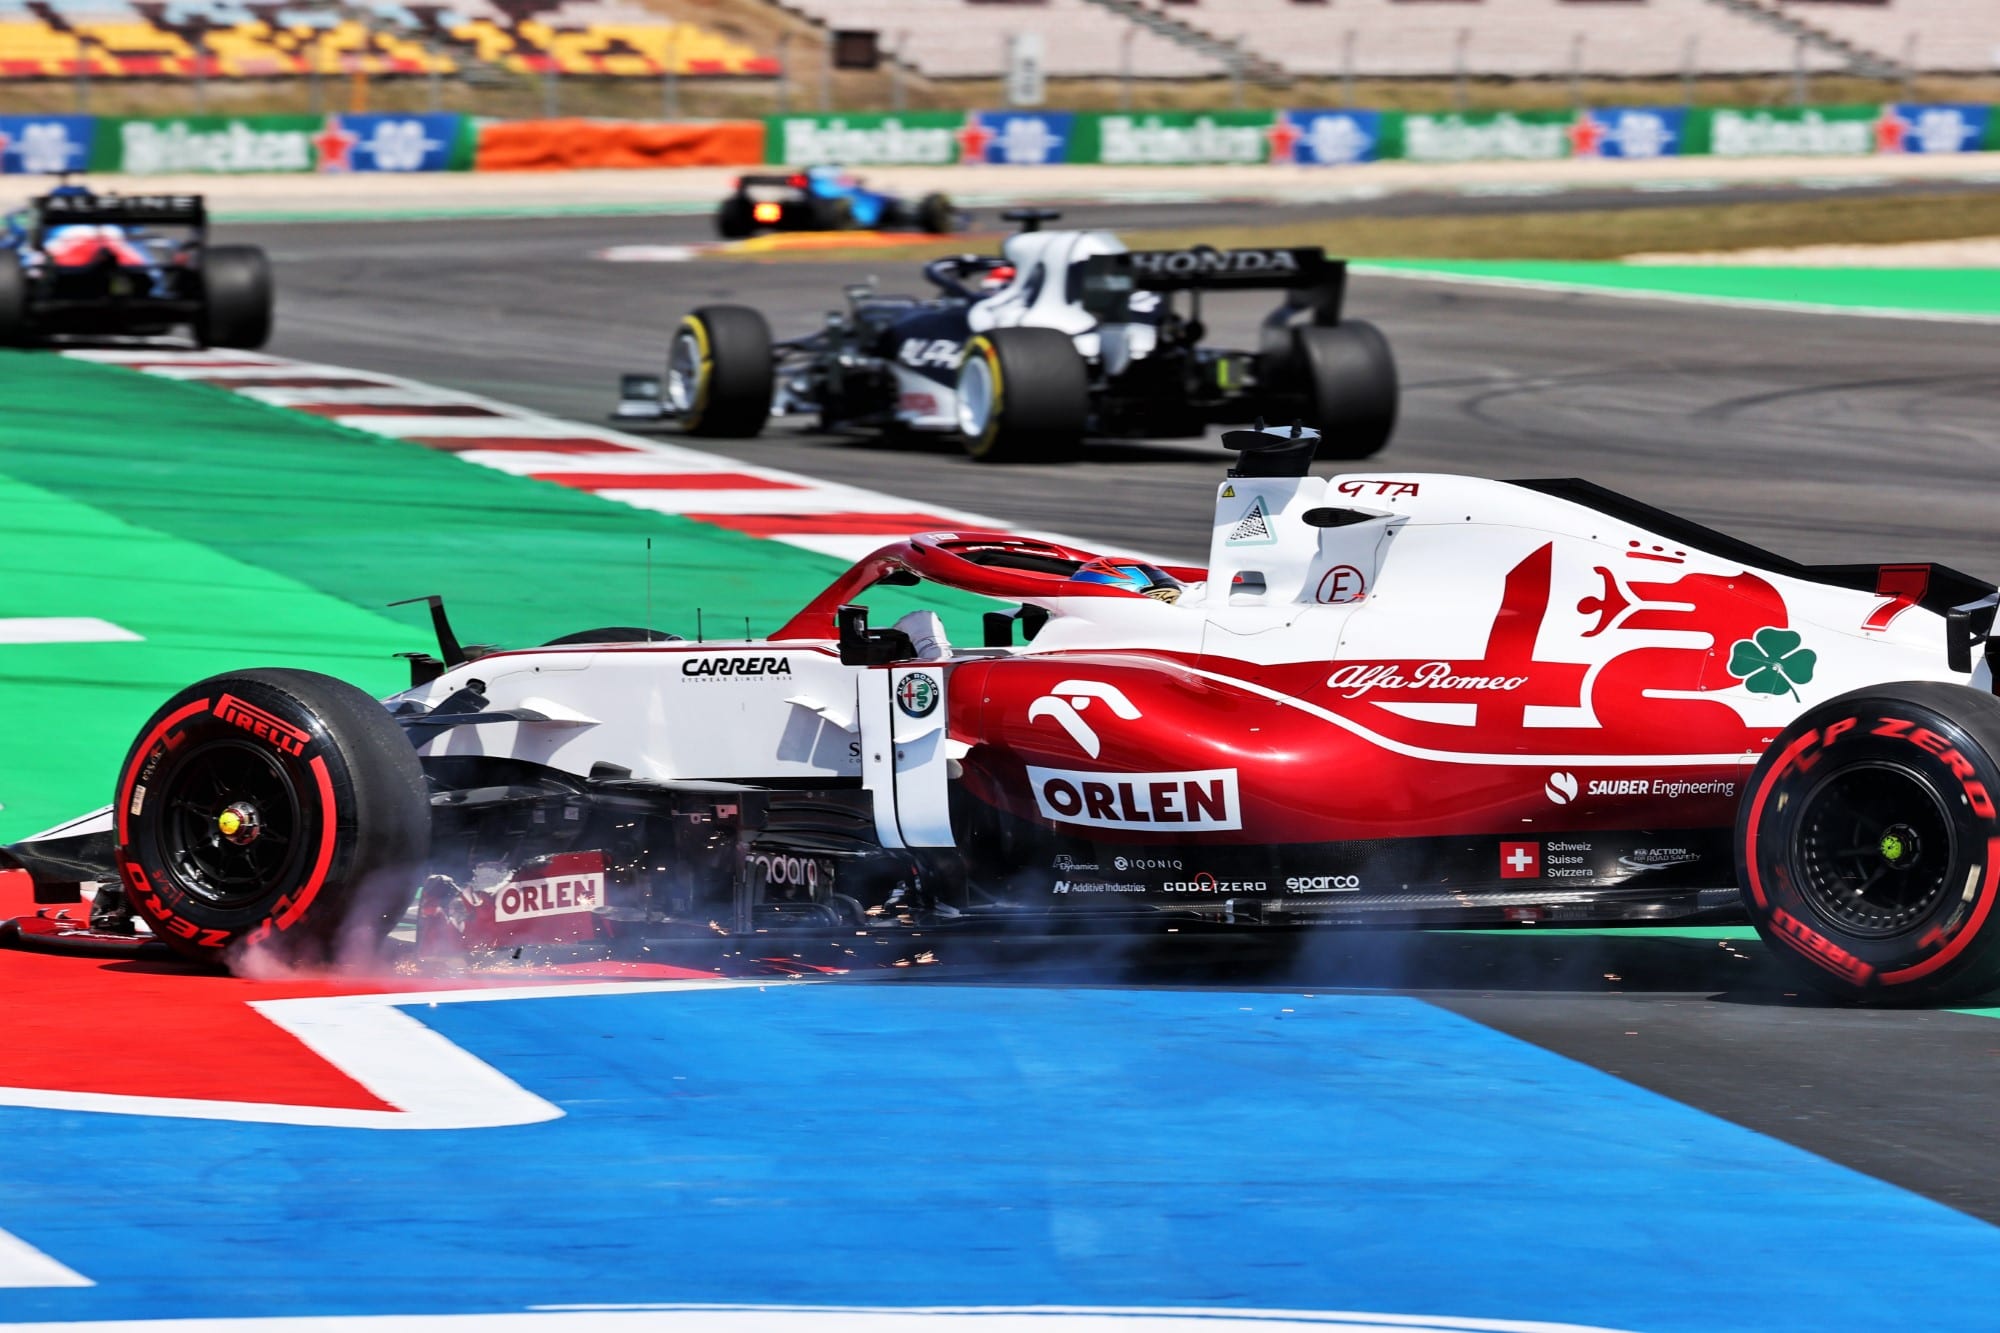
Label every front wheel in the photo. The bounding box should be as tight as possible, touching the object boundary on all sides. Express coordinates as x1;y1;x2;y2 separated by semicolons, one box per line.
115;668;429;968
1737;681;2000;1005
917;192;956;234
198;244;274;349
1294;321;1397;461
955;328;1088;463
668;305;773;438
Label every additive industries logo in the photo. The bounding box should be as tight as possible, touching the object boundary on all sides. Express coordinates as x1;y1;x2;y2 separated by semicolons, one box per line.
1274;109;1381;166
1028;766;1243;832
976;111;1075;165
780;115;956;166
0;115;91;174
1403;113;1567;163
1545;771;1578;805
896;672;940;718
1097;114;1267;165
1876;103;1989;154
1052;879;1145;895
1499;841;1539;879
1570;108;1685;159
1709;109;1873;158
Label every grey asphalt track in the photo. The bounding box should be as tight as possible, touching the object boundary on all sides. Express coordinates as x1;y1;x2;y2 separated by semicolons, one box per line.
230;202;2000;1221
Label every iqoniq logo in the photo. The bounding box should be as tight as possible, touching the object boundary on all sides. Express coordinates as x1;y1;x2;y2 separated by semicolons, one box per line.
1028;680;1141;758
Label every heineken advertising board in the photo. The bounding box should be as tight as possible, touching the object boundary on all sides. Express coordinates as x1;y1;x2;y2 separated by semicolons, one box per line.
90;114;472;174
1071;111;1278;165
1685;105;1878;157
767;113;965;166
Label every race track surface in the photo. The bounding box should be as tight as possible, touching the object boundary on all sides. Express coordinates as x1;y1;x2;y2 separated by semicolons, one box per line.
5;200;1988;1329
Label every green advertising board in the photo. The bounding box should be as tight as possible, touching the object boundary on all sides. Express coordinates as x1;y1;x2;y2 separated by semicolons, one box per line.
1381;111;1572;164
767;113;964;166
94;115;321;174
1070;111;1278;165
1684;105;1879;157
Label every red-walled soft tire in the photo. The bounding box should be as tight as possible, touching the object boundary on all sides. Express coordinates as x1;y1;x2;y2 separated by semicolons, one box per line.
1736;681;2000;1006
115;668;428;968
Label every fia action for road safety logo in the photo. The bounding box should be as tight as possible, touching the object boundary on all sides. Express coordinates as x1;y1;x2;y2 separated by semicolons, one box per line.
896;672;940;718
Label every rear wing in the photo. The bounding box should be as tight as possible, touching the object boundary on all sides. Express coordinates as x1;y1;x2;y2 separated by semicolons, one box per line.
1078;246;1346;323
33;192;206;229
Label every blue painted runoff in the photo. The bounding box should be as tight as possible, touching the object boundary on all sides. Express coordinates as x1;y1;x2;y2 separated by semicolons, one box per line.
3;983;1999;1331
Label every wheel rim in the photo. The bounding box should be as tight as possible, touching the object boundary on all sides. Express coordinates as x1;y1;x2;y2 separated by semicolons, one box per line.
957;351;994;440
1796;760;1956;939
155;737;309;910
666;328;705;414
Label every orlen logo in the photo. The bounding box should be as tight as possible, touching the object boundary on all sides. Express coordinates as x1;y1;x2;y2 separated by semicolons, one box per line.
494;870;605;922
1028;679;1141;758
1027;766;1242;832
216;693;309;756
1545;771;1578;805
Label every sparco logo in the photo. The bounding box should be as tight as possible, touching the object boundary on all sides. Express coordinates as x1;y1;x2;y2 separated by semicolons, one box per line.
1028;766;1242;832
681;656;791;679
1286;875;1360;892
1129;248;1300;278
216;694;309;756
746;852;829;890
1162;874;1267;894
494;871;604;922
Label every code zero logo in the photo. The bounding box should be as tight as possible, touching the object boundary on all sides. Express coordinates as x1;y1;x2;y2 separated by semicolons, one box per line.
216;694;310;756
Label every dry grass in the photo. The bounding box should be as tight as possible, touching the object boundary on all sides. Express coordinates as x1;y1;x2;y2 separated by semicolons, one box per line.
734;190;2000;265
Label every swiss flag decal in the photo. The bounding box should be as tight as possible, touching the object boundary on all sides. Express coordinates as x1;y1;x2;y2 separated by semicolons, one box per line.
1499;842;1540;879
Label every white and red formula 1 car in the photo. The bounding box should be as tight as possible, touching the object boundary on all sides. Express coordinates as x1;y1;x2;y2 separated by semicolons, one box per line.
10;425;2000;1003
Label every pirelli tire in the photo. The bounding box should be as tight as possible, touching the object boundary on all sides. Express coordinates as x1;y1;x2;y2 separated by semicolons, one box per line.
916;192;956;235
955;327;1088;463
115;668;429;968
715;194;757;240
1294;321;1398;462
669;305;773;438
198;244;274;349
1736;681;2000;1006
0;249;28;346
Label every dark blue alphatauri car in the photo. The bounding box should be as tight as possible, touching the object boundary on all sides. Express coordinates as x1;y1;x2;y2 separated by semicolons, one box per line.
715;167;957;240
0;183;271;347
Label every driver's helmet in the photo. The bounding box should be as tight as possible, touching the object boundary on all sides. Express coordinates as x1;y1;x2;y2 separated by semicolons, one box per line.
47;182;91;200
1068;557;1184;604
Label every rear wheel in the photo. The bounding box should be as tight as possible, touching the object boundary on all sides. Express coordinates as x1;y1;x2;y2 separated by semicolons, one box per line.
955;328;1088;463
811;195;854;231
0;250;29;346
917;192;956;234
715;195;756;240
1737;681;2000;1005
115;668;428;968
198;244;274;349
668;305;773;438
1295;321;1397;461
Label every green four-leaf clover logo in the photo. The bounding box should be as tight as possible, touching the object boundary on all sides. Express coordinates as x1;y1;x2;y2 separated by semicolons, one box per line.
1727;626;1817;701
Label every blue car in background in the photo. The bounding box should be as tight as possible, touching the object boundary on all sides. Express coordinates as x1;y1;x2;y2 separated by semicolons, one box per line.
716;166;958;240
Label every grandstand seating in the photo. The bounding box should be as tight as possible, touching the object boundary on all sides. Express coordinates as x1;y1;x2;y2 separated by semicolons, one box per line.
776;0;1992;79
769;0;1227;79
0;0;777;77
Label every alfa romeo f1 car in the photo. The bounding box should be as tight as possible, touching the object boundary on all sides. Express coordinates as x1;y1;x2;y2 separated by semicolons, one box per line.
10;425;2000;1004
715;167;957;240
0;183;272;347
644;211;1398;463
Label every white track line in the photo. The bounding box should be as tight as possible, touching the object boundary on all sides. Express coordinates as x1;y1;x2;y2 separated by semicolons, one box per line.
1352;262;2000;325
0;618;141;646
0;1228;91;1289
